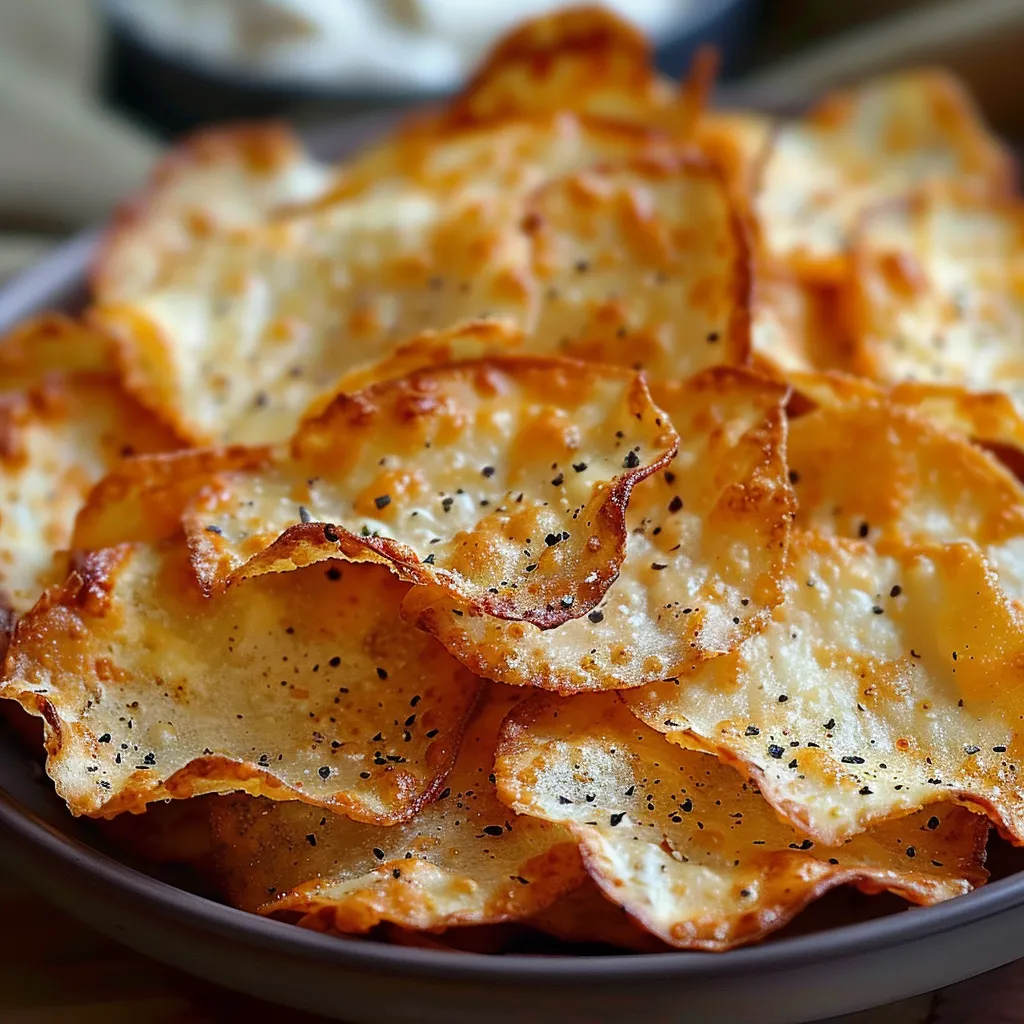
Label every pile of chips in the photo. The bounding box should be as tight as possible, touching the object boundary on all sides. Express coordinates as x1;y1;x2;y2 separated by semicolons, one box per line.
5;6;1024;951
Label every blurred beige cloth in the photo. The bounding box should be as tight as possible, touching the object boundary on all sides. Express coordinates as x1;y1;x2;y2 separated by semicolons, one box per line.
0;0;161;282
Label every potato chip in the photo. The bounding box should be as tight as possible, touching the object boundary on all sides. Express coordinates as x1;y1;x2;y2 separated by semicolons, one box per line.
72;447;274;553
624;530;1024;844
311;320;525;408
186;358;678;628
91;184;533;445
93;124;333;302
789;370;1024;477
848;185;1024;415
693;112;774;197
97;794;218;872
752;271;854;376
403;368;793;690
0;367;179;657
447;6;696;133
527;878;667;952
521;153;752;379
757;71;1013;279
315;103;680;223
0;315;117;392
69;325;522;553
785;397;1024;602
208;689;584;931
1;543;482;821
496;693;988;950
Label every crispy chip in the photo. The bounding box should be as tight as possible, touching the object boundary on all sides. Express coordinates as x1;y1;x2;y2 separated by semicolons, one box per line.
693;112;774;197
624;397;1024;843
497;693;987;950
527;878;667;952
69;325;522;553
327;320;525;397
0;315;117;391
307;108;679;221
848;185;1024;416
752;272;854;376
93;124;333;302
0;318;180;657
1;543;481;820
521;153;751;378
448;6;695;132
90;186;532;444
789;369;1024;477
93;148;747;444
186;358;678;628
757;71;1013;279
624;530;1024;844
785;397;1024;602
403;368;793;690
72;447;274;552
208;689;584;931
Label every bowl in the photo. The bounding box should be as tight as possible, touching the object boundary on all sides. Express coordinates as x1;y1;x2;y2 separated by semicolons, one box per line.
5;112;1024;1024
99;0;759;135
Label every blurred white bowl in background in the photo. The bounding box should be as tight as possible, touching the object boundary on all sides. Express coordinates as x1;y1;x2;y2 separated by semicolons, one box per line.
103;0;694;91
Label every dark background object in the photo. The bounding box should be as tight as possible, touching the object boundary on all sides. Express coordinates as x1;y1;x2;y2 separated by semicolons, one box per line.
100;0;759;136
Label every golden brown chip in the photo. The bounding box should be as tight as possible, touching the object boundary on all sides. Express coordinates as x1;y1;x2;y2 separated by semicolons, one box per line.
93;123;333;302
72;447;273;552
185;358;678;629
624;530;1024;844
0;365;179;657
752;272;854;376
209;689;584;931
497;693;987;950
522;153;751;379
785;397;1024;602
1;543;482;821
317;108;676;220
787;370;1024;458
96;794;218;871
623;395;1024;843
90;186;533;445
693;112;774;197
757;71;1013;280
0;315;118;391
448;6;697;133
848;185;1024;414
69;325;523;554
403;367;793;690
527;878;668;952
327;320;525;397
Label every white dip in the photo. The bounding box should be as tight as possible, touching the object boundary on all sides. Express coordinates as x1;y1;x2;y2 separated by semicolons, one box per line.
106;0;696;91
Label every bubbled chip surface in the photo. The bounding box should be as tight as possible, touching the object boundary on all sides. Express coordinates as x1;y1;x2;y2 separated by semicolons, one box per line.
91;187;534;445
496;693;988;950
624;531;1024;845
757;71;1013;278
849;185;1024;420
403;368;793;690
0;318;180;655
93;124;334;303
208;688;584;932
185;358;678;629
522;155;752;380
1;543;481;821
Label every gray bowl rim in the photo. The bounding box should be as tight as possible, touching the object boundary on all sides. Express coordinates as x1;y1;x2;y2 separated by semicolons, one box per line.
3;227;1024;987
